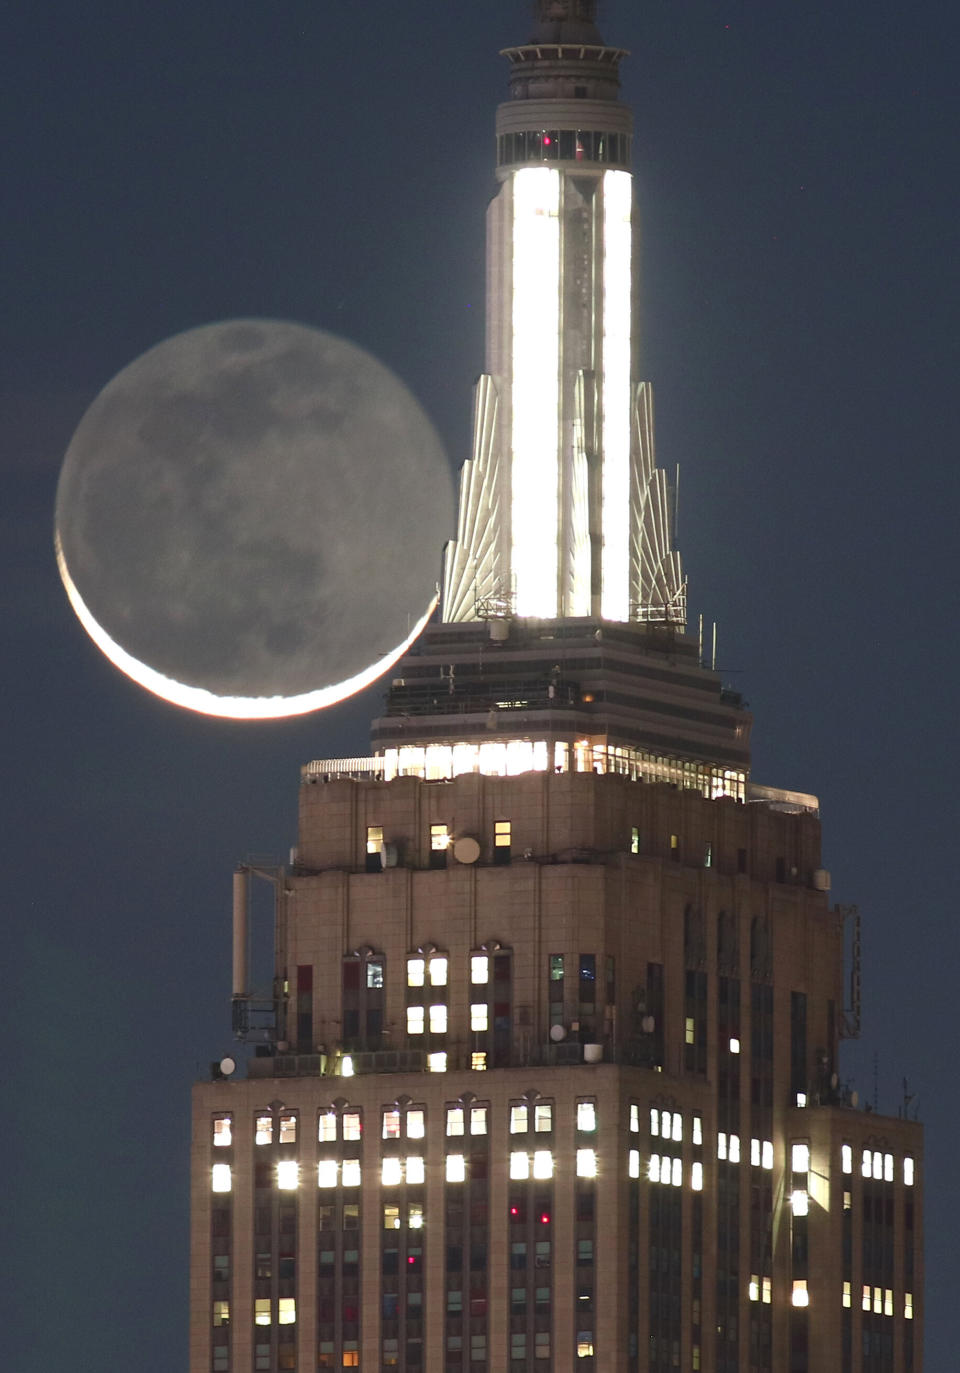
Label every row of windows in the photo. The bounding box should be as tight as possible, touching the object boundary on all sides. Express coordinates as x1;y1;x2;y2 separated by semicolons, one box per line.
497;128;631;166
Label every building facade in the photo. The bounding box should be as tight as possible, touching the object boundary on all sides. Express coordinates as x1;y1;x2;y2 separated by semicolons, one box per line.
190;5;923;1371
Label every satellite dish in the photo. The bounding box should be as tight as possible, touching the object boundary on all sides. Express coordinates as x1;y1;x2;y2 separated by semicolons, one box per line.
549;1024;566;1042
380;841;399;868
219;1056;236;1077
453;836;481;864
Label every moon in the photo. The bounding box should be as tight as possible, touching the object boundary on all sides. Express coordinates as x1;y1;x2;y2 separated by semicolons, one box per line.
54;320;455;718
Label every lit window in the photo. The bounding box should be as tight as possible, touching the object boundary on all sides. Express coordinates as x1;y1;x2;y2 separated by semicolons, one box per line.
729;1037;741;1055
649;1108;659;1136
407;1108;425;1139
792;1143;810;1174
406;1006;424;1035
685;1016;695;1044
471;1051;487;1070
495;819;512;848
692;1114;702;1145
213;1117;232;1147
672;1112;682;1142
630;826;640;854
212;1299;230;1327
471;1106;487;1135
211;1164;232;1193
691;1161;703;1191
874;1286;882;1315
255;1115;273;1146
792;1280;809;1308
366;824;383;854
510;1151;530;1180
471;954;489;984
717;1132;727;1161
279;1114;296;1144
884;1152;894;1182
342;1111;361;1141
628;1149;640;1179
276;1160;299;1190
749;1276;759;1302
533;1149;553;1179
446;1154;466;1182
576;1148;597;1178
660;1109;671;1138
791;1189;808;1216
630;1105;640;1133
577;1101;596;1132
429;955;448;986
862;1285;871;1312
671;1157;682;1187
406;1156;425;1184
318;1111;337;1142
342;1159;361;1187
647;1153;661;1183
427;1051;447;1072
873;1150;882;1179
255;1298;271;1326
408;1201;424;1229
510;1105;529;1134
862;1149;872;1179
367;958;384;988
382;1158;402;1186
277;1298;295;1326
471;1003;488;1032
340;1054;354;1077
884;1288;893;1316
577;1336;594;1357
904;1155;914;1186
843;1280;852;1308
905;1292;913;1320
534;1103;553;1133
317;1160;338;1188
383;1109;401;1139
796;1091;807;1107
762;1140;773;1170
843;1189;852;1211
446;1107;464;1136
762;1276;771;1304
429;1003;448;1033
841;1143;852;1174
751;1138;760;1167
406;958;425;987
430;823;449;851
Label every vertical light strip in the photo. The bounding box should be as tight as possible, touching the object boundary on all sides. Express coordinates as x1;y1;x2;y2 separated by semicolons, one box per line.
601;169;633;621
511;166;560;617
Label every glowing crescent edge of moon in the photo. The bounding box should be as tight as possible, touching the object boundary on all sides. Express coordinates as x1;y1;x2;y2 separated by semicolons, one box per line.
55;532;436;721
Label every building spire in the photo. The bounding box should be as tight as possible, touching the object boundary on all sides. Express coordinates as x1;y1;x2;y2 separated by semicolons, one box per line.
530;1;604;44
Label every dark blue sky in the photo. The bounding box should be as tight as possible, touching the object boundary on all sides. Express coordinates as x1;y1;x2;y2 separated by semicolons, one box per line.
4;2;956;1368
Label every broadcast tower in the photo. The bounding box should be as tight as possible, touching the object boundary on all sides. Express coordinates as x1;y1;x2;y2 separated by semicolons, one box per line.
191;5;923;1371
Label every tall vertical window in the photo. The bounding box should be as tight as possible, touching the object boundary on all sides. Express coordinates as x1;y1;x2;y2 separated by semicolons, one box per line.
407;947;448;1061
365;824;383;872
341;948;385;1051
470;943;512;1068
429;823;450;869
494;819;512;864
548;954;564;1029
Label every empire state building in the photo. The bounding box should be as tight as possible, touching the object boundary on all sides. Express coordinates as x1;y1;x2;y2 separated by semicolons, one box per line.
190;5;923;1372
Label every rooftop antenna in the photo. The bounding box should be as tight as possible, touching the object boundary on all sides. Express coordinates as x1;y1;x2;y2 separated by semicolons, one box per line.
711;622;717;673
698;613;703;665
674;464;680;542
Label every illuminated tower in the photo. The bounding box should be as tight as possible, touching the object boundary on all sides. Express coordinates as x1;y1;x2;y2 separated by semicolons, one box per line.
442;0;684;626
190;7;923;1373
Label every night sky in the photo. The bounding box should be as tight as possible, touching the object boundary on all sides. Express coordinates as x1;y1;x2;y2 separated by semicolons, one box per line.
4;2;956;1368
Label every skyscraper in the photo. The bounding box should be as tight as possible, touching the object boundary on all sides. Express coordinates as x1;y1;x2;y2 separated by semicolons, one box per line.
190;5;923;1371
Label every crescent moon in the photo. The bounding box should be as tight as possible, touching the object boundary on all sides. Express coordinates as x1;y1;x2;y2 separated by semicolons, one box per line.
56;531;435;720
